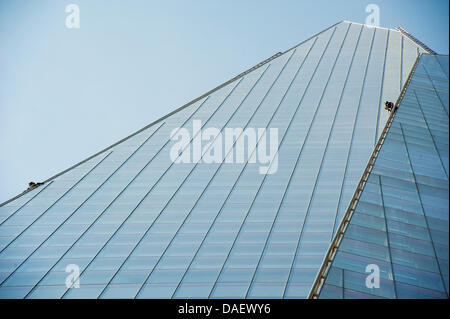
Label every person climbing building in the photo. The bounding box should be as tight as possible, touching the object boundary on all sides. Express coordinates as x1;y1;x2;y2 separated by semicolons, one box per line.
385;101;394;112
27;181;43;191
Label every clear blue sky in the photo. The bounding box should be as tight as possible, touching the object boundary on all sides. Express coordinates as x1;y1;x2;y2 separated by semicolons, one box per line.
0;0;448;203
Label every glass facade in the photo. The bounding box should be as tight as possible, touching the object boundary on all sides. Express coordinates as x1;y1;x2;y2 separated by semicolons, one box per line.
0;21;441;299
317;54;449;299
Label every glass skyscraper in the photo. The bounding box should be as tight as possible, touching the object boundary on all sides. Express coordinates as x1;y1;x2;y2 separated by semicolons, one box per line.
0;21;447;299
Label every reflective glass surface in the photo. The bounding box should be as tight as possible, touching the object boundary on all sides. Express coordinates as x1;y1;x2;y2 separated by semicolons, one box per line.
318;54;449;299
0;21;432;299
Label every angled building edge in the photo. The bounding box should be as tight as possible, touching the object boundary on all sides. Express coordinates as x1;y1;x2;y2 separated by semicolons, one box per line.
310;53;449;299
0;21;444;300
1;21;435;208
0;51;282;207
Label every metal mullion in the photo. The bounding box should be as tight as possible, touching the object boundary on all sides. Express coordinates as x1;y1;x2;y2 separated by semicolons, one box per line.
399;123;448;297
136;50;297;299
377;175;398;298
281;22;355;298
374;29;390;147
91;65;267;298
412;90;449;179
421;64;449;118
397;27;437;55
332;27;377;236
208;25;338;299
131;62;280;299
55;94;218;298
82;73;250;298
433;55;449;80
309;53;423;299
401;35;404;90
16;122;163;295
54;86;227;297
246;24;364;299
0;181;53;227
0;48;283;209
53;96;214;297
48;96;215;297
0;150;113;286
0;151;112;256
333;243;448;295
189;47;305;299
165;49;301;300
250;26;362;297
